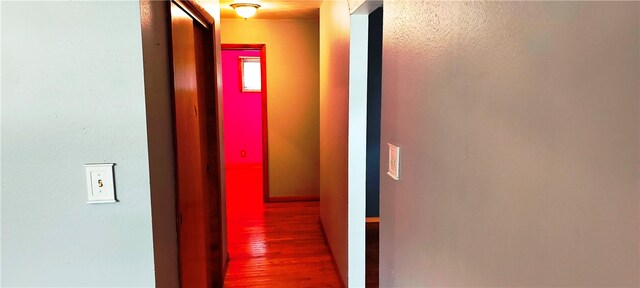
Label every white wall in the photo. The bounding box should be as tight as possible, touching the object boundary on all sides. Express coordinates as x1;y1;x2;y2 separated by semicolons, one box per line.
380;1;639;286
1;1;156;286
319;0;350;284
321;2;380;285
347;14;368;288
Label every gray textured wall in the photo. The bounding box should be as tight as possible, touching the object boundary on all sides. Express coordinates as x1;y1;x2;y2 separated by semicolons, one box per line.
2;2;156;286
380;1;639;286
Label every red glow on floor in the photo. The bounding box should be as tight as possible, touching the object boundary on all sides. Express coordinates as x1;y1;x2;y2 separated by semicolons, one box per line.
226;166;264;253
226;166;263;220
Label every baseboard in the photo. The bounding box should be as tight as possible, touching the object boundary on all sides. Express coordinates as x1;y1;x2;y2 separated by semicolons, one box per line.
318;218;347;288
268;195;319;202
225;163;262;170
366;217;380;223
221;253;230;285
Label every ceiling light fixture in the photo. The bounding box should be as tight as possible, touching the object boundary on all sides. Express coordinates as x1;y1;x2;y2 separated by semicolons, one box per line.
230;3;261;19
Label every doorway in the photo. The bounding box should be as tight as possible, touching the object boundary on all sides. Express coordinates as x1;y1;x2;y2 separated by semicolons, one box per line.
365;7;383;288
221;45;268;218
347;3;383;286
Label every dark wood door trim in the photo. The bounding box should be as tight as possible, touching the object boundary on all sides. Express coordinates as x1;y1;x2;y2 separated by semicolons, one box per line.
172;0;213;28
221;44;270;203
168;1;224;286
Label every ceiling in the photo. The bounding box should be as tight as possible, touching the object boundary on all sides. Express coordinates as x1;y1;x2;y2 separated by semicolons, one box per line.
220;0;322;19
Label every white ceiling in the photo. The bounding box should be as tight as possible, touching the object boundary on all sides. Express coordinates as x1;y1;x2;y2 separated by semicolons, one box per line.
220;0;322;20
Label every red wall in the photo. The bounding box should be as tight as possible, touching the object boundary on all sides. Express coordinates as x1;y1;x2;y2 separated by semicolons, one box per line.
222;49;263;168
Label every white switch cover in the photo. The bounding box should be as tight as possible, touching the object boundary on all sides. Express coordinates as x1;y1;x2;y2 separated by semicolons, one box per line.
387;143;400;180
84;163;117;204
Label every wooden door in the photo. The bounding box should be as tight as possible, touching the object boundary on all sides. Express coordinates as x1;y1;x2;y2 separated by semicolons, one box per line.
169;1;223;287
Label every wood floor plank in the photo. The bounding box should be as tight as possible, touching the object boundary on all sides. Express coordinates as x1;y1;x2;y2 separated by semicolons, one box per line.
224;201;344;287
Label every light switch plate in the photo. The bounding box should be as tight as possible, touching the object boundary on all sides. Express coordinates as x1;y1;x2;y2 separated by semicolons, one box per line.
387;143;400;180
84;163;117;204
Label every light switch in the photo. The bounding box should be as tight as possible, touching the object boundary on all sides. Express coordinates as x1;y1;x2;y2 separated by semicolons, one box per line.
84;163;117;204
387;143;400;180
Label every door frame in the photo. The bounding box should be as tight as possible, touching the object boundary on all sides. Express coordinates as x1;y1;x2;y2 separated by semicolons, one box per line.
168;0;224;286
221;44;270;203
347;1;383;286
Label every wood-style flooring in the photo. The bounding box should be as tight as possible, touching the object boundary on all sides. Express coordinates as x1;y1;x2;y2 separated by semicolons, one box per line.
224;198;343;287
366;221;380;288
224;167;379;287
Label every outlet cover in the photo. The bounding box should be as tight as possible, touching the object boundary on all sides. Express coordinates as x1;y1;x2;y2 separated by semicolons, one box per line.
387;143;400;180
84;163;117;204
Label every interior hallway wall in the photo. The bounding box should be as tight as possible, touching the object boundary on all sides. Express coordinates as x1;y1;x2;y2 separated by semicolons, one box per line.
2;1;156;286
319;0;351;284
222;49;263;167
221;19;320;199
380;1;640;286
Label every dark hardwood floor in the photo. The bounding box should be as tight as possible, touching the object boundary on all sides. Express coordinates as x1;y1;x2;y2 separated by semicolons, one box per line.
366;221;380;288
224;200;343;287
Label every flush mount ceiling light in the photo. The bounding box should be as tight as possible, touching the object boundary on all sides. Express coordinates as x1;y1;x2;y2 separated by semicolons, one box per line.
230;3;261;19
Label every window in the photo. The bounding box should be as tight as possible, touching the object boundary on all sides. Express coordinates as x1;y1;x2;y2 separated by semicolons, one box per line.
240;57;261;92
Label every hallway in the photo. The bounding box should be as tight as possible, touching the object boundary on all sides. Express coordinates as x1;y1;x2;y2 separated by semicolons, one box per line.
224;176;343;287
